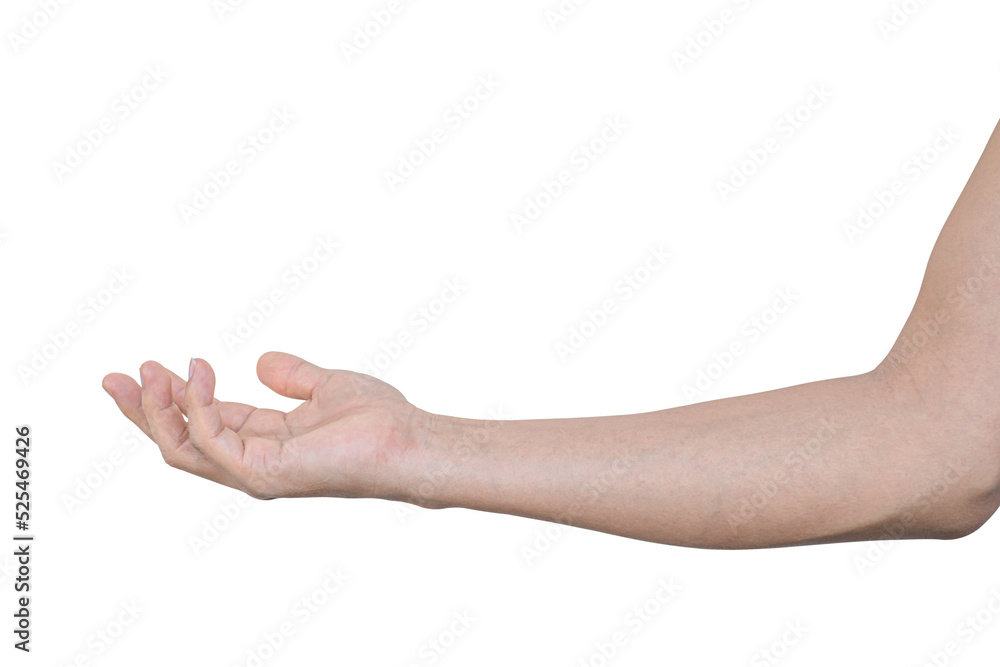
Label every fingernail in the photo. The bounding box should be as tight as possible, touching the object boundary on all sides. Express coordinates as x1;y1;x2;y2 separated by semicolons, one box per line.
139;366;146;388
189;358;196;380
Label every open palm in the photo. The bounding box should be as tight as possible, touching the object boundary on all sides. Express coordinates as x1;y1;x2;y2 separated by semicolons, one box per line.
102;352;424;500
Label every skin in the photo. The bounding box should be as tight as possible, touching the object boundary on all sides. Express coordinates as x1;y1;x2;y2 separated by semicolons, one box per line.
103;117;1000;550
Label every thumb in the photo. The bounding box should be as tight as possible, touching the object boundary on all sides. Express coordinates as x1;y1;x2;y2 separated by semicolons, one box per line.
256;351;329;400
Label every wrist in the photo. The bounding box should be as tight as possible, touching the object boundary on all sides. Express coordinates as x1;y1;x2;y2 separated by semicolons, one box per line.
388;410;500;510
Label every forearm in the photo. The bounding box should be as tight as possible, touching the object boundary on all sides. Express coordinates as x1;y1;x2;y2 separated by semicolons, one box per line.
392;368;977;549
387;119;1000;549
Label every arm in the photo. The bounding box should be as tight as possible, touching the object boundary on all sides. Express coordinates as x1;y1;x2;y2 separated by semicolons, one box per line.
409;117;1000;549
400;357;997;548
103;118;1000;550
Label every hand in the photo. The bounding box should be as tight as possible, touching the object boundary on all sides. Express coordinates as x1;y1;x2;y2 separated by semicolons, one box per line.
101;352;427;500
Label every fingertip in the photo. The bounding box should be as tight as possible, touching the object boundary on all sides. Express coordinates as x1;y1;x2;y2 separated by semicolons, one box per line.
140;361;180;414
103;372;135;399
256;351;281;381
139;360;161;388
103;375;121;399
256;351;326;400
186;357;215;408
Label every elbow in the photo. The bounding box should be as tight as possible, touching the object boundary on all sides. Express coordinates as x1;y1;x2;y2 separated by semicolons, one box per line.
929;407;1000;539
914;433;1000;540
936;474;1000;540
902;428;1000;541
868;362;1000;541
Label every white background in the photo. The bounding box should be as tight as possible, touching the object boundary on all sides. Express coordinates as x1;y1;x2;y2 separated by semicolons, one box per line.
4;0;1000;665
